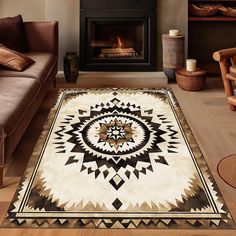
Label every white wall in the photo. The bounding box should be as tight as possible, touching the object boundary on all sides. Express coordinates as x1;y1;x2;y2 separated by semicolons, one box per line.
45;0;79;70
0;0;45;20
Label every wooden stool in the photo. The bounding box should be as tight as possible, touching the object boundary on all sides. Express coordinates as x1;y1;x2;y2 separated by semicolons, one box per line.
218;154;236;189
175;68;206;91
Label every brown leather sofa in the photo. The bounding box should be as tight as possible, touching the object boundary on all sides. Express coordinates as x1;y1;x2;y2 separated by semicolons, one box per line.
0;21;58;187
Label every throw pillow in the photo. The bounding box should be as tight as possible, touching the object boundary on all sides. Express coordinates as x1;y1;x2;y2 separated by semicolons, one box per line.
0;15;28;52
0;44;34;71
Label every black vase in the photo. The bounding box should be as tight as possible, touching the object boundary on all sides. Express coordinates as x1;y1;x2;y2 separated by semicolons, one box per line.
63;52;79;82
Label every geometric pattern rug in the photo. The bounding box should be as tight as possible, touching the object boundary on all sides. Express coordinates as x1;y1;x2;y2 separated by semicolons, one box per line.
2;88;235;228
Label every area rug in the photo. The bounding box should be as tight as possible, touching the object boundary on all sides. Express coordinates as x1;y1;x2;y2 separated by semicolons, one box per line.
2;88;235;229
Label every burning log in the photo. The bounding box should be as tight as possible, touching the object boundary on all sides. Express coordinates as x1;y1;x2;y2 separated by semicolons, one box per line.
100;48;138;58
99;35;138;58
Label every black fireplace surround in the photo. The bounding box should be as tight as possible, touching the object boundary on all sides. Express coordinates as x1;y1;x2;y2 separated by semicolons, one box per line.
80;0;157;71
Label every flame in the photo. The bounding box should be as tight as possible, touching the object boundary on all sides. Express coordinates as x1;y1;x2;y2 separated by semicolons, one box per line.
113;36;123;48
99;35;138;58
117;36;122;48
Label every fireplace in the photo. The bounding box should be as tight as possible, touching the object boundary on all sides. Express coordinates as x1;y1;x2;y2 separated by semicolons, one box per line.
80;0;157;71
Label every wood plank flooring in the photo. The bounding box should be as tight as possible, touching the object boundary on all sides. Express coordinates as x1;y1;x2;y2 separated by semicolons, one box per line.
0;74;235;235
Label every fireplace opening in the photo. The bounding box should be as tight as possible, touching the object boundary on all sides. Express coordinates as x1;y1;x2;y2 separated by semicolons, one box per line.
80;0;157;71
91;20;145;60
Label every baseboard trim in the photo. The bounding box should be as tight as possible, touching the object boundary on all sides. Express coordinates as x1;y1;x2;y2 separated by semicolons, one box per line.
57;71;166;79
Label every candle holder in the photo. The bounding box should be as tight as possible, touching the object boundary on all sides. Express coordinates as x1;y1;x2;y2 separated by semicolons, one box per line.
162;34;185;83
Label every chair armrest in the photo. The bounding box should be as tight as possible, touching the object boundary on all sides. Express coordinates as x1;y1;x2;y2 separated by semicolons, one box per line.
24;21;58;56
0;127;5;167
213;47;236;62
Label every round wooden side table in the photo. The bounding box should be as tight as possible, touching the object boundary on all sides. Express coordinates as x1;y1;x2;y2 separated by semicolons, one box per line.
218;154;236;189
175;68;206;91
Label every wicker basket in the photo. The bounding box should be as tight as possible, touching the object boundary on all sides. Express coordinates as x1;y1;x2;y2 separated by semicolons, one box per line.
175;68;206;91
189;3;219;17
219;6;236;17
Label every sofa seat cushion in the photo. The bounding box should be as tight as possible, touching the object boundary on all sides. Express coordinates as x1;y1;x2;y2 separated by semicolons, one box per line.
0;77;40;136
230;65;236;77
0;53;56;84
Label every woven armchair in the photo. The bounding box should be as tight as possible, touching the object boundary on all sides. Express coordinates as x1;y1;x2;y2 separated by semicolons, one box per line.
213;47;236;111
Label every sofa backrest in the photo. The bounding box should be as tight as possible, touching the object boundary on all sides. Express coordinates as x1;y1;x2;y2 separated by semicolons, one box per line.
24;21;58;57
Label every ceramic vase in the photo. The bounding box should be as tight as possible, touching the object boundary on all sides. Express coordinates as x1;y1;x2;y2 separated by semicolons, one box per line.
64;51;79;82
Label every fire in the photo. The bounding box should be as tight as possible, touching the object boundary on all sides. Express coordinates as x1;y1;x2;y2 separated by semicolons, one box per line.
117;36;123;48
112;36;123;48
99;35;138;58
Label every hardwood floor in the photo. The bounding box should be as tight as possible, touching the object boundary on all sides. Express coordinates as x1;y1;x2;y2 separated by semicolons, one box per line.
0;74;236;235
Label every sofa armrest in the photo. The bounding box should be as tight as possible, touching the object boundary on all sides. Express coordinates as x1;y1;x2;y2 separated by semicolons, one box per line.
24;21;58;56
